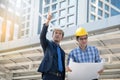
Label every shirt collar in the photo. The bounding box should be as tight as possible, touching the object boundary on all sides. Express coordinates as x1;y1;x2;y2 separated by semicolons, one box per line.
78;45;88;51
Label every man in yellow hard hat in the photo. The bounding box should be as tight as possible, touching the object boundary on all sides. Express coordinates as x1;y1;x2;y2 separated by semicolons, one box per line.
66;27;104;80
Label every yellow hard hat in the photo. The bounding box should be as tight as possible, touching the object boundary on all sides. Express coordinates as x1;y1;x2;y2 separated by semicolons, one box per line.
75;27;88;36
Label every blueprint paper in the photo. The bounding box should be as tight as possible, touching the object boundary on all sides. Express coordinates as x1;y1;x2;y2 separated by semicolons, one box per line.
68;61;103;80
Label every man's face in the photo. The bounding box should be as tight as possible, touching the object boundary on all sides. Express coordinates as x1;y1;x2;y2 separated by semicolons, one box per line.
77;35;88;47
52;30;63;43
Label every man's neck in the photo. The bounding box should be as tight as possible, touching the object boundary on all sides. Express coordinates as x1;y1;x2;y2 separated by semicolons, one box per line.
53;40;60;45
79;45;87;51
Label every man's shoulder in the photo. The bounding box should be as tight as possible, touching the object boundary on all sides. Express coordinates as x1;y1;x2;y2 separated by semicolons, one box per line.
70;47;79;52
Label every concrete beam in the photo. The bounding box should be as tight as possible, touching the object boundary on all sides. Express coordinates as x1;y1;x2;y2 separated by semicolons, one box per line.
12;75;41;79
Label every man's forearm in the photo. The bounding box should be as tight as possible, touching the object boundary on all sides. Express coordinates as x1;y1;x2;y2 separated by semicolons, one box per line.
45;20;50;26
45;12;52;26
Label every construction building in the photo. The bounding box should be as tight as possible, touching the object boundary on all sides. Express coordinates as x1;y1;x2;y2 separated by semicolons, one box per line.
0;0;120;80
